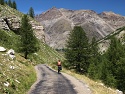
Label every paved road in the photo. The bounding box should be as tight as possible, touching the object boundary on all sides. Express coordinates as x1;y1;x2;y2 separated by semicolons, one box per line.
28;64;77;94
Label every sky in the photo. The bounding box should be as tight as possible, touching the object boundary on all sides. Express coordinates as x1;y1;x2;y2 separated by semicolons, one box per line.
14;0;125;16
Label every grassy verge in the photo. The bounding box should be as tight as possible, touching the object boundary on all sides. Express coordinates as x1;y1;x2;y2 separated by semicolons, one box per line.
0;52;36;94
63;69;117;94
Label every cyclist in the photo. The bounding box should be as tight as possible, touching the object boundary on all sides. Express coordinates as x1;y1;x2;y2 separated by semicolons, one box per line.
57;60;62;74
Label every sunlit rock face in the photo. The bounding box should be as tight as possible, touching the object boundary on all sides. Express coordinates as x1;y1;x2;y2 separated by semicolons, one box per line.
0;16;45;43
36;7;125;49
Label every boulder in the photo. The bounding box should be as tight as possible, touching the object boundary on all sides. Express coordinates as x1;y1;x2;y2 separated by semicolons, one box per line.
7;49;15;60
0;46;6;52
116;89;123;94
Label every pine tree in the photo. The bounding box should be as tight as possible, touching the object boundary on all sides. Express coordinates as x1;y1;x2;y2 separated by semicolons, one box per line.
29;7;35;18
65;26;89;73
88;37;101;79
116;58;125;92
90;37;99;57
19;15;39;59
12;1;17;10
107;37;123;75
8;0;12;7
100;55;117;87
103;36;125;89
115;34;125;92
0;0;4;5
5;1;7;4
88;57;100;79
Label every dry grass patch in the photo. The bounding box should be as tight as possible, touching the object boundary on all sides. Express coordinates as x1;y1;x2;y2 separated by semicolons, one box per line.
62;68;117;94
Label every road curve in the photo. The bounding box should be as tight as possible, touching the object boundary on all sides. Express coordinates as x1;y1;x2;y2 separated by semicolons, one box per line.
28;64;77;94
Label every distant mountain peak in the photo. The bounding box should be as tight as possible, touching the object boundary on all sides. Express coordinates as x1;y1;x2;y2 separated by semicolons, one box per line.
99;11;122;17
35;8;125;49
51;6;58;10
99;11;125;24
37;7;62;21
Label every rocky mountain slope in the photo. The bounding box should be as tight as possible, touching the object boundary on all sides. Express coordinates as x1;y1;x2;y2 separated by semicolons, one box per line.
0;5;64;63
0;4;45;42
35;7;125;49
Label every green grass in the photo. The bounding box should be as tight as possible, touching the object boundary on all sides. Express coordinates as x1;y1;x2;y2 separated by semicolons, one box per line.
0;36;64;94
0;26;64;94
0;52;36;94
0;4;38;94
27;41;65;66
0;29;20;50
0;4;23;17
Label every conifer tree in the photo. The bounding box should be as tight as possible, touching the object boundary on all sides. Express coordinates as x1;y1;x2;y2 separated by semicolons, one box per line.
107;37;123;74
88;37;100;79
0;0;4;5
8;0;12;7
90;37;99;57
29;7;35;18
5;1;7;4
103;36;125;89
116;58;125;93
12;1;17;10
65;26;89;73
115;34;125;92
19;15;39;59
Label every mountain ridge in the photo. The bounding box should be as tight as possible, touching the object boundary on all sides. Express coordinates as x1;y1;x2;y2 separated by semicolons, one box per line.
35;7;125;49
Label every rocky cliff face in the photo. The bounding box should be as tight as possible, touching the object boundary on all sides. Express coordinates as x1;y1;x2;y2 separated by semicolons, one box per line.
99;12;125;29
35;7;125;49
0;18;10;30
0;16;20;31
0;5;45;42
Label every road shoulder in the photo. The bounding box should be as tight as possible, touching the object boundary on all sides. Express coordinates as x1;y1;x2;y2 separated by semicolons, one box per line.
62;72;92;94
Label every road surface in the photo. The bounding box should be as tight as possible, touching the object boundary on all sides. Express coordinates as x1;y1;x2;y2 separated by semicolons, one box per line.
28;64;92;94
28;64;77;94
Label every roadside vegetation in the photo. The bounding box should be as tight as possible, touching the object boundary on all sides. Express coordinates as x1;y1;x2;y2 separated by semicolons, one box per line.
0;52;36;94
63;26;125;93
63;68;117;94
51;26;125;94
